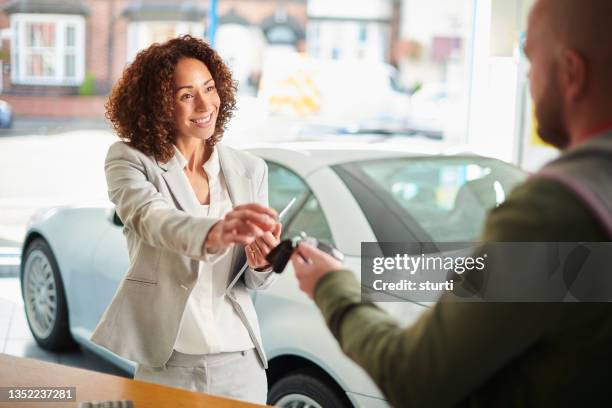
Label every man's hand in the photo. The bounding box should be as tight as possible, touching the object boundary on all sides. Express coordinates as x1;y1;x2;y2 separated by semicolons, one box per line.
205;203;278;254
246;222;282;269
291;243;343;299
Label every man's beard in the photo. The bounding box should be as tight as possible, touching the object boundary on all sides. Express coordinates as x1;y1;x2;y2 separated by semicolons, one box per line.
535;76;571;150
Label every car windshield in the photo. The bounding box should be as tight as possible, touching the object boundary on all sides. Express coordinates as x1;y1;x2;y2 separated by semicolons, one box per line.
333;156;526;242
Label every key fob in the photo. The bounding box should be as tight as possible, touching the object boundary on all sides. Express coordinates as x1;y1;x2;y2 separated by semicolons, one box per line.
266;239;295;273
266;236;344;273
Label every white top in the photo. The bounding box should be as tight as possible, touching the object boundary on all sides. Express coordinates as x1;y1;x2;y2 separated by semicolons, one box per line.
172;145;254;355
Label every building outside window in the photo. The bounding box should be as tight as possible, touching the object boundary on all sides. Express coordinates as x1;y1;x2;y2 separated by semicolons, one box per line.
126;21;205;62
261;9;305;54
306;0;392;63
122;1;207;63
10;13;85;86
307;20;388;62
216;11;267;95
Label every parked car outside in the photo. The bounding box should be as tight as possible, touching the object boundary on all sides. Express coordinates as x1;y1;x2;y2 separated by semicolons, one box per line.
0;99;13;129
20;141;526;407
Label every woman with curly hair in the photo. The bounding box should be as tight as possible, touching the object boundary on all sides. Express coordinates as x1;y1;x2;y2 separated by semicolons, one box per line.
91;35;281;404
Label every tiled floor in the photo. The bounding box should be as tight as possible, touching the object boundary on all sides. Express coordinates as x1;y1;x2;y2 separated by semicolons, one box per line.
0;277;129;378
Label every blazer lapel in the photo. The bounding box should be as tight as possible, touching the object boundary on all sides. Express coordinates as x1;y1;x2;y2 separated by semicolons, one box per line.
218;145;252;206
158;155;200;215
218;145;254;279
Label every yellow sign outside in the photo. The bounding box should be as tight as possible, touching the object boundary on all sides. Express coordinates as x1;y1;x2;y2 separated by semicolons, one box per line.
265;67;322;117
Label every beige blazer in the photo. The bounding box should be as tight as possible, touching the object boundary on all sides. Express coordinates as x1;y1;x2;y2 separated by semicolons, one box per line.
91;141;276;368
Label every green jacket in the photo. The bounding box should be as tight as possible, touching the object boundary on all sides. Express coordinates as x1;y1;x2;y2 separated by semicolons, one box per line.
315;178;612;407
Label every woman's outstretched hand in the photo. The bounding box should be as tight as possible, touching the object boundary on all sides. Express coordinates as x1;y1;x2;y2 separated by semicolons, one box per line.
205;203;278;254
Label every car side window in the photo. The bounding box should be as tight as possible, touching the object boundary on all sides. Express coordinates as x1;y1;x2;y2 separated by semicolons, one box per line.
266;161;335;245
266;161;309;214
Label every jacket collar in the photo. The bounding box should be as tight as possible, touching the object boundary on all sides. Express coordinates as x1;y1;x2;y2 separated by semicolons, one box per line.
157;144;252;214
171;144;223;179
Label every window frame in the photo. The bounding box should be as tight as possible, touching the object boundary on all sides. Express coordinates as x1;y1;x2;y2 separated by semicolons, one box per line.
10;13;86;86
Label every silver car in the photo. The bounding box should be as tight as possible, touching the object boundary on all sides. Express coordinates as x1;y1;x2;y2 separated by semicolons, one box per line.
20;142;526;407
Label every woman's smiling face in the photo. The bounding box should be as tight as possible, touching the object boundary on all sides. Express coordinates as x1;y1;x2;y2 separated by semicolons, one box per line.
173;57;221;143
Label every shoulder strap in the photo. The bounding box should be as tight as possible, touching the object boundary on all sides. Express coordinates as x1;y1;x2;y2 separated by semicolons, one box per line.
536;169;612;239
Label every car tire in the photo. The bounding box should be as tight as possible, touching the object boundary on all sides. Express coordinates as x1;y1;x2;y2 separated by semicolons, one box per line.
21;238;77;351
268;369;350;408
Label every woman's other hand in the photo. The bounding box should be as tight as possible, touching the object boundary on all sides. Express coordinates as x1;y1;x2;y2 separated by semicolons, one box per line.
205;203;278;254
246;222;282;269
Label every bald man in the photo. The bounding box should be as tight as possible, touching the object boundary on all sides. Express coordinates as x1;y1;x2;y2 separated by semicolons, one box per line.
527;0;612;149
291;0;612;406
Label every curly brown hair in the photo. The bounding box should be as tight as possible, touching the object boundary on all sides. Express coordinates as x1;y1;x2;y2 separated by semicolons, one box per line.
106;35;237;163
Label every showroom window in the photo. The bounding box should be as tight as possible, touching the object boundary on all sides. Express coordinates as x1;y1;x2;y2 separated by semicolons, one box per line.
10;14;85;86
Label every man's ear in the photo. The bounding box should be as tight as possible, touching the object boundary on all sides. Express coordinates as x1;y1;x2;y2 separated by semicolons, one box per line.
561;49;587;102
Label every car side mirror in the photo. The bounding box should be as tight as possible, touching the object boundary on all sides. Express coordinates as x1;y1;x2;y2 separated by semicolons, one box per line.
112;210;123;227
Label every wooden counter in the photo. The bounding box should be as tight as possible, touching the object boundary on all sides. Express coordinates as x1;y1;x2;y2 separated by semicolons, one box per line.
0;353;265;408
